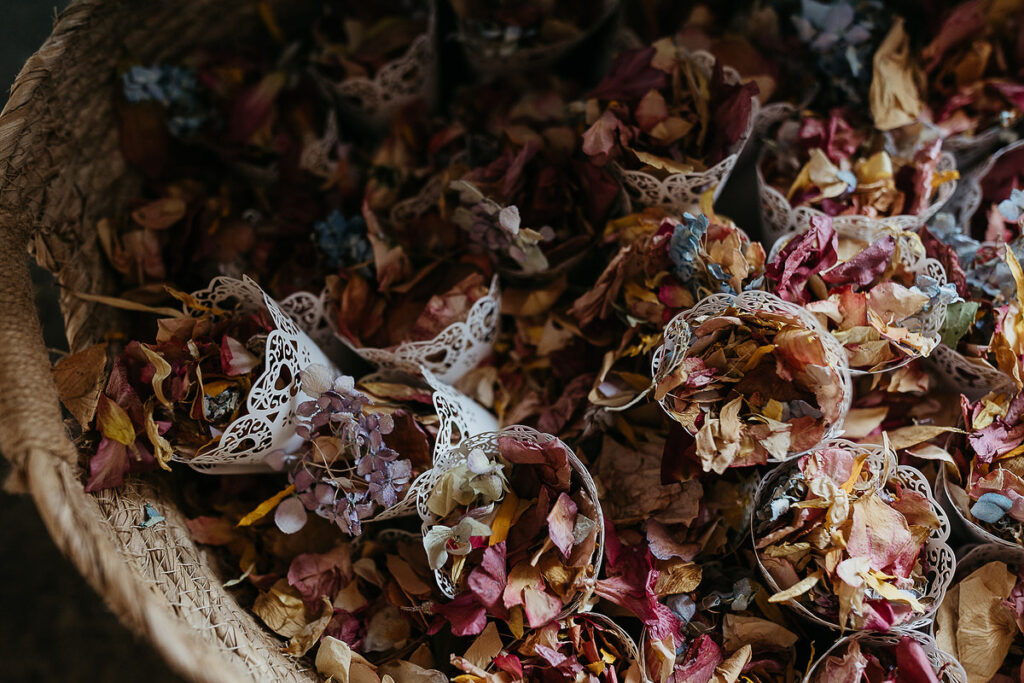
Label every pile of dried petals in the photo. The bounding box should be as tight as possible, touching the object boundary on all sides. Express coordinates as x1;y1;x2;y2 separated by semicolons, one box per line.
761;110;957;219
947;388;1024;545
808;634;951;683
580;38;759;177
919;0;1024;140
573;207;766;409
753;442;944;630
643;560;803;683
450;614;644;682
652;292;849;471
85;304;273;491
421;432;602;637
766;216;953;372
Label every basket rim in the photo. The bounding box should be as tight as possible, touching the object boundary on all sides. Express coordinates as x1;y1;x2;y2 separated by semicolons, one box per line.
0;1;322;682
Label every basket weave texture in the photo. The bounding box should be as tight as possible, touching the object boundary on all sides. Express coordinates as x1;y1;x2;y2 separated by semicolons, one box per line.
0;1;323;680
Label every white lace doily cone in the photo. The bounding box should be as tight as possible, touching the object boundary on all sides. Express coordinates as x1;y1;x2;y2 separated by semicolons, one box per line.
337;275;500;386
278;289;333;347
613;51;757;213
944;124;1022;171
753;442;954;632
174;276;337;474
315;5;438;131
954;138;1024;227
757;149;959;246
927;343;1015;402
939;465;1024;551
411;425;605;605
650;291;853;459
362;367;498;525
804;630;967;683
767;222;950;376
455;0;618;77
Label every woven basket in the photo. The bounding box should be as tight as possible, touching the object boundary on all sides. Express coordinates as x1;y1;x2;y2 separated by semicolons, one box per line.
0;1;331;681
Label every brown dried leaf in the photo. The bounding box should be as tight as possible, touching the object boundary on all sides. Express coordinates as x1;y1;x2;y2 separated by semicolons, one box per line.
52;343;107;428
253;579;308;639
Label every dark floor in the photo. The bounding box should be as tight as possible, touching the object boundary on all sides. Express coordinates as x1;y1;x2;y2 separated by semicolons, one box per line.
0;3;184;681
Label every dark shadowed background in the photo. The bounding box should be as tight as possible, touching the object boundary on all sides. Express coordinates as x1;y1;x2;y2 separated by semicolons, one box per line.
0;3;183;681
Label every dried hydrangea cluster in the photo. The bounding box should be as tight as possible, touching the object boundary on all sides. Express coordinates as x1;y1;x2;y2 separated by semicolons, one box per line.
754;443;944;631
50;0;1024;681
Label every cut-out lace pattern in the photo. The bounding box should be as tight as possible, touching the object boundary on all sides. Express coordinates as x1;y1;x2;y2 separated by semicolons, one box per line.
175;276;336;473
614;51;757;212
340;275;501;385
758;149;958;245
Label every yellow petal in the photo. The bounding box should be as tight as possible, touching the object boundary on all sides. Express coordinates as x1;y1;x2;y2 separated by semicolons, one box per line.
768;571;821;603
237;484;296;527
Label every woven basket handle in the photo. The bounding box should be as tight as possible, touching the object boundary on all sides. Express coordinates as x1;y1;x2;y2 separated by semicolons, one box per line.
0;232;74;480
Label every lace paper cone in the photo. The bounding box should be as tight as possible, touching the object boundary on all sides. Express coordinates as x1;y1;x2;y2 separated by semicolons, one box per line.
174;276;337;474
314;3;438;131
753;442;954;632
767;222;950;375
804;630;966;683
757;148;959;246
944;124;1021;171
411;425;604;606
939;464;1024;551
954;138;1024;227
927;343;1015;402
364;366;499;524
613;51;757;213
455;0;619;78
651;291;852;459
337;275;501;385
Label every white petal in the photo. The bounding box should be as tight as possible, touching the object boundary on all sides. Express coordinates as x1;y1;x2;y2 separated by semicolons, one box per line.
423;526;453;570
274;497;308;534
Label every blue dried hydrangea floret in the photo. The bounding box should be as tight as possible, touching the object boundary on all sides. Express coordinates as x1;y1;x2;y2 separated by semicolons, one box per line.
122;64;206;137
998;188;1024;223
314;210;372;270
912;274;962;312
669;212;709;282
790;0;884;104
